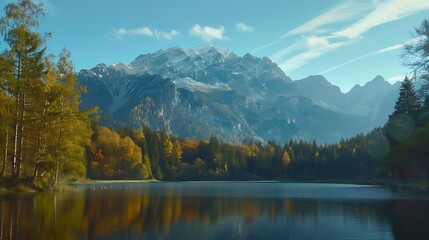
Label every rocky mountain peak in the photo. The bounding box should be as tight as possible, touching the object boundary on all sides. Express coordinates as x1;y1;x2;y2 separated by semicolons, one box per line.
77;46;400;144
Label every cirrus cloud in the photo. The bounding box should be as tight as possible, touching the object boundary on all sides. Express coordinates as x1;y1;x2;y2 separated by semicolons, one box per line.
334;0;429;39
306;36;330;48
266;0;429;74
279;41;351;73
320;36;426;74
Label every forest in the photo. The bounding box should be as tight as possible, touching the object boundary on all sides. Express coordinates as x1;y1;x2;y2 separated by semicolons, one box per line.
0;0;428;190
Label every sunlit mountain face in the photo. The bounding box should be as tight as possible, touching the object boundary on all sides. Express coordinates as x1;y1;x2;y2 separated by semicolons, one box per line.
78;46;399;143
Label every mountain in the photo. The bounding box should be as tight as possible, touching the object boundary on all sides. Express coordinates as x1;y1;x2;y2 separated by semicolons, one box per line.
344;75;399;126
294;75;344;111
294;75;400;129
111;46;293;100
78;46;399;143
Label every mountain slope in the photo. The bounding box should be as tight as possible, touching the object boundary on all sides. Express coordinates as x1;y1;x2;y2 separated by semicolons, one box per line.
78;46;399;143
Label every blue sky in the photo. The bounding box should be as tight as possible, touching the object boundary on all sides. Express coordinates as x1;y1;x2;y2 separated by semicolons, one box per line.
1;0;429;92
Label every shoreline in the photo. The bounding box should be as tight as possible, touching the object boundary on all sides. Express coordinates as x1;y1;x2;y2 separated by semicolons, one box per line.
72;179;159;185
3;178;428;194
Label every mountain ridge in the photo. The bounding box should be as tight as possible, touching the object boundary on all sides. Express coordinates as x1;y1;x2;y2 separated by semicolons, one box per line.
78;46;400;143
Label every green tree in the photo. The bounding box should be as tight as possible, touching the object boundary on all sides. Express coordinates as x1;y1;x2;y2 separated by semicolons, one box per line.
389;77;420;119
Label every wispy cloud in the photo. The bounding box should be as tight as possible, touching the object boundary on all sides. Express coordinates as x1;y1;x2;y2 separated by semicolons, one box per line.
279;41;351;72
334;0;429;39
285;1;371;37
320;37;423;74
269;36;331;63
320;44;402;74
269;41;305;63
252;1;370;54
387;75;407;83
236;22;254;33
190;24;227;42
269;0;429;73
114;27;180;40
306;36;330;48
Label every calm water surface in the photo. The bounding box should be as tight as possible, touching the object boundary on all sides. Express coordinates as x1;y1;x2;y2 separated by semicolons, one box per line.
1;182;429;239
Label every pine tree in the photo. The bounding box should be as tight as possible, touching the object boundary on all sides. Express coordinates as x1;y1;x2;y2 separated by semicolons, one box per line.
389;77;420;119
402;19;429;109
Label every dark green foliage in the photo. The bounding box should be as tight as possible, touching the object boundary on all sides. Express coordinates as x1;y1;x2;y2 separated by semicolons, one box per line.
382;18;429;182
389;77;420;119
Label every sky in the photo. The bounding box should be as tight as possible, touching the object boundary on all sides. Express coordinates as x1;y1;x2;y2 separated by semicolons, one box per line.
1;0;429;92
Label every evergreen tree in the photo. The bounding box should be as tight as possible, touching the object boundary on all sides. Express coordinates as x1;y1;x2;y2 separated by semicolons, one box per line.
389;77;420;119
402;19;429;108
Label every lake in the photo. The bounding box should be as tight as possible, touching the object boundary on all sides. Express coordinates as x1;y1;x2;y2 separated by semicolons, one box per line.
1;182;429;240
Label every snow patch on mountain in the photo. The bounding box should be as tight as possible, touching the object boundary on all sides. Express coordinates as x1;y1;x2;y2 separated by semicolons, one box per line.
174;77;231;92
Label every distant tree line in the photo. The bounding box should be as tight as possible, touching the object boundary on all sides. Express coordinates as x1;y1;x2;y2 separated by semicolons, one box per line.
84;125;388;181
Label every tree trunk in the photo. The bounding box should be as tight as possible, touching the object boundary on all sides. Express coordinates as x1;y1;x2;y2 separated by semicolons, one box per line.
33;101;49;186
54;130;63;187
33;167;38;186
16;93;25;180
54;99;64;187
1;127;9;177
11;99;19;179
11;53;22;184
54;129;62;186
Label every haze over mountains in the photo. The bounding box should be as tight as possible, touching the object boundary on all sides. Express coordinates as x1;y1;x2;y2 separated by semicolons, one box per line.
78;46;400;143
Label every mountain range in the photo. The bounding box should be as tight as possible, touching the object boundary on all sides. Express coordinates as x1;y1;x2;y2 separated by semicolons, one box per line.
78;46;400;143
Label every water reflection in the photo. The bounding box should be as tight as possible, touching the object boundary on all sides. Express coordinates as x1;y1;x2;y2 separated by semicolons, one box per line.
0;183;429;239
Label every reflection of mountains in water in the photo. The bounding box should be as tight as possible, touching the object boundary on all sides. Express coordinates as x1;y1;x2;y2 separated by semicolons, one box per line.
1;183;429;239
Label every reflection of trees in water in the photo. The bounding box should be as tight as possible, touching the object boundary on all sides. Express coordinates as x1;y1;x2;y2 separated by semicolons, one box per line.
390;200;429;240
0;193;86;240
1;190;429;239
